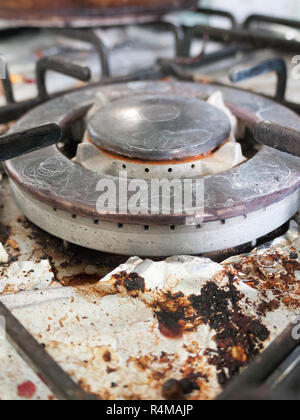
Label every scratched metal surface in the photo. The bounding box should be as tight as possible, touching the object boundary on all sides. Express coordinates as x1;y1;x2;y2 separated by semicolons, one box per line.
87;94;232;160
4;80;300;224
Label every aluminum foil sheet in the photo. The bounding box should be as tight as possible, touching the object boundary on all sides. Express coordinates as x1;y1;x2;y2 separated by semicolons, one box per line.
0;178;299;400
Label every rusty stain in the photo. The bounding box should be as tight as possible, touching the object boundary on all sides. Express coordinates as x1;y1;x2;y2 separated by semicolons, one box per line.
93;269;272;389
60;274;101;287
0;223;11;244
87;137;231;165
0;176;299;400
7;239;20;251
225;250;300;310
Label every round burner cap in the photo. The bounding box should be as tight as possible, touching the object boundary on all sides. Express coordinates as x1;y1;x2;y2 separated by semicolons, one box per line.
88;95;231;161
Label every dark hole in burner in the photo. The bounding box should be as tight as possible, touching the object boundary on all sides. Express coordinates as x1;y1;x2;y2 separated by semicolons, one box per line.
238;127;261;159
59;119;86;160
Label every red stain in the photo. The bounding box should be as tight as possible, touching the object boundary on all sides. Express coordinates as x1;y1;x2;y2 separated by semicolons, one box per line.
17;381;37;399
23;77;35;84
35;50;43;59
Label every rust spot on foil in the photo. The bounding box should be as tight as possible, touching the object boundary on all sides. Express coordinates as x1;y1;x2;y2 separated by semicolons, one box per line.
225;250;300;310
257;299;280;315
156;310;184;339
103;350;112;363
231;346;247;363
162;379;184;400
282;297;300;308
0;223;11;244
7;238;19;251
123;273;145;293
60;273;101;287
113;271;145;295
190;276;270;385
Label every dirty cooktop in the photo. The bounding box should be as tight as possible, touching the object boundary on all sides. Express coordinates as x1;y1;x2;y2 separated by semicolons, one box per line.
0;177;299;400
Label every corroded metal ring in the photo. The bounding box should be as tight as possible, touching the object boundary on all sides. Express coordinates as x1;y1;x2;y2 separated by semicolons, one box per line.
4;81;300;226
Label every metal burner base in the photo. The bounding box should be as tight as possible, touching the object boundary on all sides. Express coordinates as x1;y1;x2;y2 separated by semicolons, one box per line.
5;81;300;256
10;180;300;257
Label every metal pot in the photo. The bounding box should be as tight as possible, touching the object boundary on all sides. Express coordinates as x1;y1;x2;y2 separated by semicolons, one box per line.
0;0;198;27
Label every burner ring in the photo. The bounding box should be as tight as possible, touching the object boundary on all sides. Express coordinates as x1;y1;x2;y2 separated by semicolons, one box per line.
8;180;300;256
4;81;300;255
88;95;231;160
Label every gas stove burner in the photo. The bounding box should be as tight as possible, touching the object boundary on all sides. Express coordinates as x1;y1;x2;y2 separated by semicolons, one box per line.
88;95;231;161
4;81;300;257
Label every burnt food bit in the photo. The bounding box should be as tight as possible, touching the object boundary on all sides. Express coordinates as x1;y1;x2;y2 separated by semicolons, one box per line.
156;309;184;339
162;379;184;400
190;279;270;386
123;273;145;292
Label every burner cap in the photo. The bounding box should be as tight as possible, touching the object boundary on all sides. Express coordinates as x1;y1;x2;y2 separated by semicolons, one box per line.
88;95;231;161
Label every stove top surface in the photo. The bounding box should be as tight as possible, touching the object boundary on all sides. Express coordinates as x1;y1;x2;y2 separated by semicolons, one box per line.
0;175;299;400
